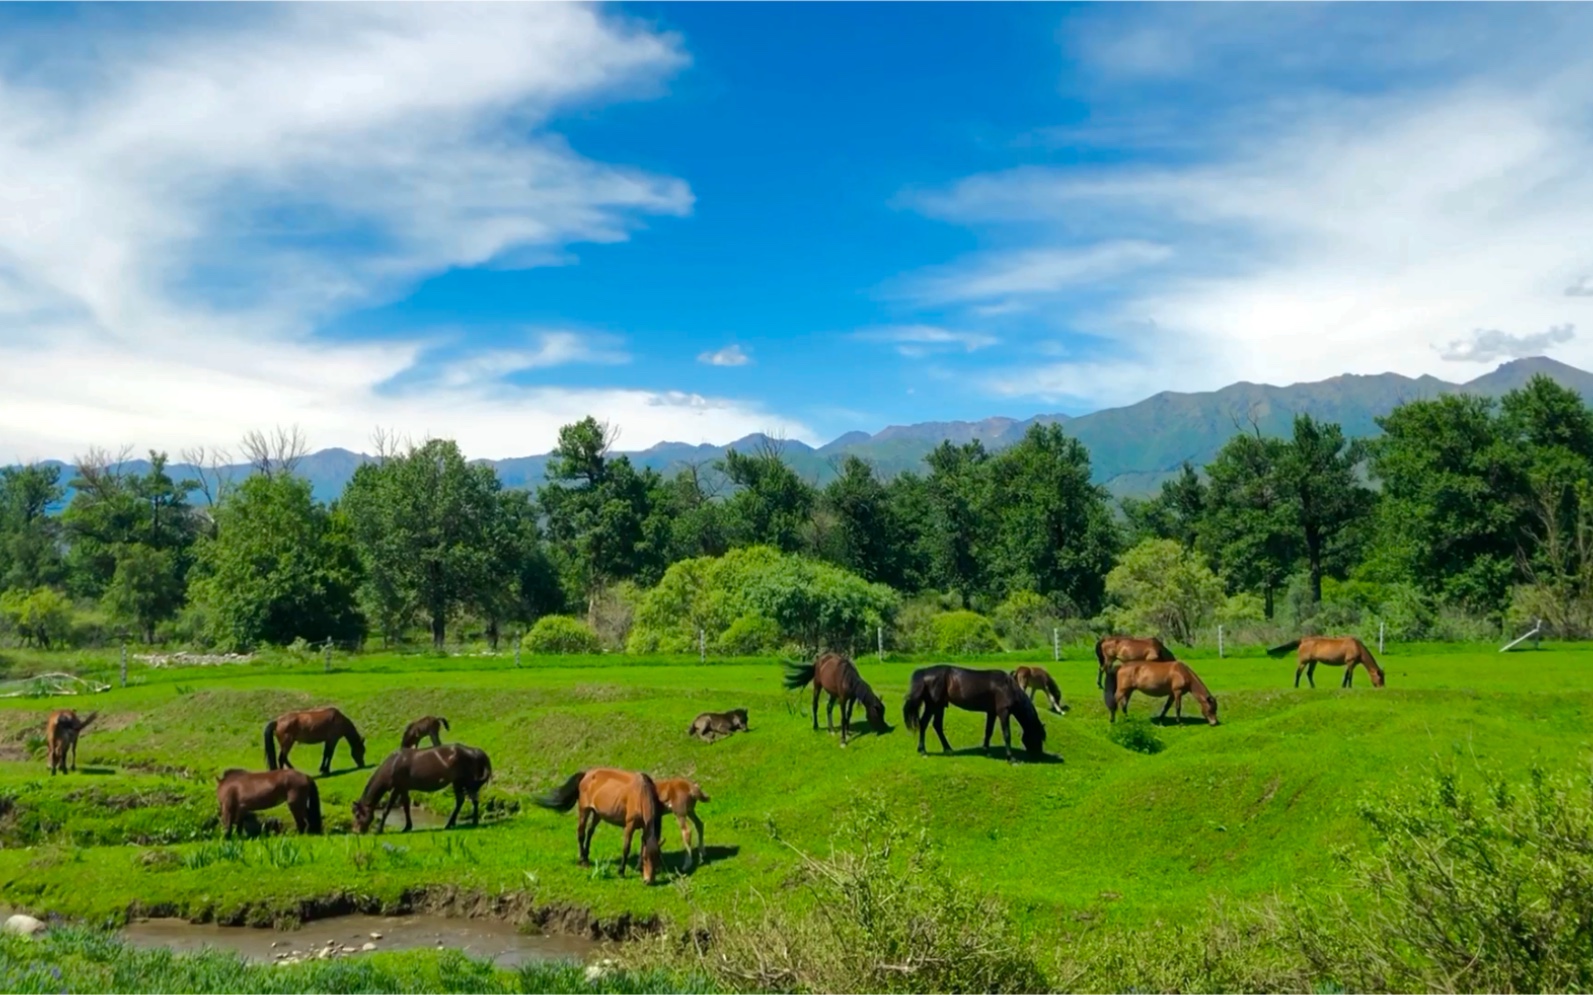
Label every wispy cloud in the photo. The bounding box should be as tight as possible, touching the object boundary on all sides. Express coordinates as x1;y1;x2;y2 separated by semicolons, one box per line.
431;331;630;389
0;5;820;460
1438;324;1576;364
900;242;1172;308
1567;277;1593;298
854;324;998;358
698;344;752;367
902;5;1593;405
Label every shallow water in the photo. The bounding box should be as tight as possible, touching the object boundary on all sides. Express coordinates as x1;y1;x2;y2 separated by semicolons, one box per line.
119;913;602;967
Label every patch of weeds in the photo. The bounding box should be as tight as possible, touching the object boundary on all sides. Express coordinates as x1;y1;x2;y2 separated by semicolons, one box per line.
1107;717;1165;755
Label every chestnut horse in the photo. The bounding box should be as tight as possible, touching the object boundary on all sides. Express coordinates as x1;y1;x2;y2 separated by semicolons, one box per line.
782;653;891;747
264;706;366;776
1011;666;1067;715
535;768;664;884
44;709;97;775
903;665;1048;762
1103;660;1220;726
216;768;322;838
400;715;450;750
1268;636;1386;688
687;708;748;742
1094;635;1174;688
352;743;492;833
653;777;710;870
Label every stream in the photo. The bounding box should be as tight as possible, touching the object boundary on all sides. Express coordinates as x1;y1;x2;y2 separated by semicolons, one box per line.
118;913;604;967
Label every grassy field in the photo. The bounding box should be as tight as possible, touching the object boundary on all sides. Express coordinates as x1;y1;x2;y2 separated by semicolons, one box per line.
1;640;1590;977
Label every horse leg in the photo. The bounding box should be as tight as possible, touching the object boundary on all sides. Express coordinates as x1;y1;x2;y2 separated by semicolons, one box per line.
290;798;307;834
1158;695;1174;723
378;789;399;834
932;706;952;752
446;784;466;829
470;785;482;827
619;822;634;877
71;734;79;772
1294;660;1307;688
999;711;1015;763
430;731;442;748
811;685;821;731
1308;662;1317;688
677;814;694;870
1343;662;1355;688
982;711;996;751
690;811;705;867
279;738;294;770
577;807;592;866
401;791;414;832
320;739;336;777
1175;690;1185;721
825;694;837;734
916;709;928;755
839;697;851;747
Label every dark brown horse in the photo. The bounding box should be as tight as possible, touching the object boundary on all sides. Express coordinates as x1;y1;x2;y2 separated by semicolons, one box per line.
1268;636;1386;688
400;715;450;750
783;653;891;747
653;777;710;870
687;708;748;742
351;743;493;833
903;666;1048;762
216;768;322;838
264;706;366;776
535;768;665;884
45;709;97;775
1094;635;1174;688
1011;666;1067;715
1103;660;1219;725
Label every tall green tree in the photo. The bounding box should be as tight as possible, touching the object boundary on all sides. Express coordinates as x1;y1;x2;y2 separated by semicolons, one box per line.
1277;414;1373;604
815;456;910;588
189;474;365;650
0;463;65;591
1200;431;1299;618
985;424;1119;615
923;440;991;607
62;450;199;600
476;488;563;648
1121;461;1207;551
717;441;815;554
343;438;505;647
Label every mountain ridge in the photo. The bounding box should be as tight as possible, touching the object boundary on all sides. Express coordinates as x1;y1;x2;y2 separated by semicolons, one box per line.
15;356;1592;503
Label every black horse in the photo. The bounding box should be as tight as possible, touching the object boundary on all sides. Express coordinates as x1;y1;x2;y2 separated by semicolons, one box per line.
902;665;1048;762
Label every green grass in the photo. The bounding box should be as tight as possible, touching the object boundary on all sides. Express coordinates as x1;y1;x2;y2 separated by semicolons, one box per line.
0;641;1589;946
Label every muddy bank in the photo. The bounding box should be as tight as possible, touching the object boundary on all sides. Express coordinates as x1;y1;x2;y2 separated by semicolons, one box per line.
120;912;602;967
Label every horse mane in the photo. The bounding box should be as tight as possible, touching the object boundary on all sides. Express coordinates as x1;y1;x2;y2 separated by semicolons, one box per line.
218;767;249;783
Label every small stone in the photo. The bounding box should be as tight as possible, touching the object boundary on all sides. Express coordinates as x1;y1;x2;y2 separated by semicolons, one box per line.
2;914;45;938
369;932;382;939
361;942;377;951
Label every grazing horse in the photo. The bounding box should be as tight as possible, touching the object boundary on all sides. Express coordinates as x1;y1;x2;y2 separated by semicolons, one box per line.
264;706;367;776
535;768;664;884
687;708;748;742
652;777;710;870
400;715;450;750
44;709;97;775
782;653;891;747
1094;635;1175;688
1269;636;1386;689
216;768;322;838
902;666;1048;762
351;743;493;834
1103;660;1220;726
1011;666;1067;715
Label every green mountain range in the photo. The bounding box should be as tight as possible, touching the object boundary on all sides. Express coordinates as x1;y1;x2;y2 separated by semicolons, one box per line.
23;356;1593;505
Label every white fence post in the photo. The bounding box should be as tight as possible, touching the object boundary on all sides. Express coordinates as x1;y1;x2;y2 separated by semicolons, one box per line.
877;625;884;662
1052;628;1060;662
1378;620;1385;655
1218;625;1224;658
120;642;128;688
324;639;332;673
699;627;706;664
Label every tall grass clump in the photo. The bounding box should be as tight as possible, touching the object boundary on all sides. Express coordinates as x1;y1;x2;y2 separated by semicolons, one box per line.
643;801;1048;993
1106;715;1165;755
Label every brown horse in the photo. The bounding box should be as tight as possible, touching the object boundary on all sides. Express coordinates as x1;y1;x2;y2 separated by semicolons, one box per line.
653;777;710;870
264;706;366;776
1103;660;1220;725
782;653;892;747
903;665;1048;762
216;768;323;838
1011;666;1067;715
1269;636;1386;688
44;709;97;775
351;743;492;833
535;768;664;884
1094;635;1175;688
687;709;748;742
400;715;450;750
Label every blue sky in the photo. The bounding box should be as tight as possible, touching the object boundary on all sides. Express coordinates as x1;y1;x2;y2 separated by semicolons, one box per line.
2;3;1593;461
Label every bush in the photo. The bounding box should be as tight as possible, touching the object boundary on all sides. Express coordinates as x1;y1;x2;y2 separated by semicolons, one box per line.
1105;539;1223;644
523;615;601;655
0;587;73;648
990;590;1060;650
715;613;783;656
1106;716;1165;755
928;611;1002;654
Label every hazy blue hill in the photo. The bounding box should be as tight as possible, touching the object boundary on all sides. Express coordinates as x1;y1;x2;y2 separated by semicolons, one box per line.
15;357;1591;504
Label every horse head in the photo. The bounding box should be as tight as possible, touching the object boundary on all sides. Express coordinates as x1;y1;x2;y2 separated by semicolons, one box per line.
351;800;376;834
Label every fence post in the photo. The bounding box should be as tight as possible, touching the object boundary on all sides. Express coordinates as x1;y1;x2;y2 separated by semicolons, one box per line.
1534;618;1542;651
1378;620;1385;655
877;625;884;662
120;642;128;689
515;632;522;669
1218;625;1224;659
699;628;706;664
1053;628;1059;662
324;639;332;673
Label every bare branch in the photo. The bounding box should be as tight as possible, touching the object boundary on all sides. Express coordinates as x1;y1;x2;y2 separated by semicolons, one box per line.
240;425;309;479
180;445;236;509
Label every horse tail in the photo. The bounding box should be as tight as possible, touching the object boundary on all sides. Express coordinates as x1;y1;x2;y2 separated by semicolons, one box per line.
303;776;323;835
439;717;450;731
781;661;816;691
535;771;586;813
691;782;710;804
1266;639;1302;659
1103;663;1118;710
902;675;926;731
75;711;99;732
263;719;279;770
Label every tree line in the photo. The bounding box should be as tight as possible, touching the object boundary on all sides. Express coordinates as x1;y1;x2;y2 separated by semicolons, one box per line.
3;374;1591;653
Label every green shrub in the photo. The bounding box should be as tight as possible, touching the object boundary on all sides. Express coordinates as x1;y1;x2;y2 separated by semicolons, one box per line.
715;613;782;656
928;610;1001;654
0;587;73;648
1106;716;1165;755
990;590;1060;650
523;615;601;655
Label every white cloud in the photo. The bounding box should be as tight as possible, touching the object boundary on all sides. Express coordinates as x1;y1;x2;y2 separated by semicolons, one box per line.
0;4;818;461
698;344;752;367
910;8;1593;406
429;331;630;390
1437;324;1576;364
854;324;998;358
901;242;1172;308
